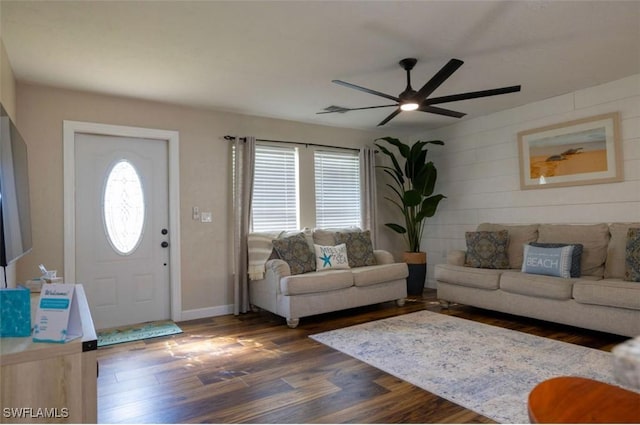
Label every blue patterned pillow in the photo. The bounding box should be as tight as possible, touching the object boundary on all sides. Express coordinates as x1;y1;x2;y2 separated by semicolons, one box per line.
272;233;316;275
625;228;640;282
530;242;583;277
465;230;510;269
335;230;377;268
522;245;574;278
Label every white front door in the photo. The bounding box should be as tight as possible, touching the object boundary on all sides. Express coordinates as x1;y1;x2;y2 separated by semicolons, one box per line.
75;134;170;329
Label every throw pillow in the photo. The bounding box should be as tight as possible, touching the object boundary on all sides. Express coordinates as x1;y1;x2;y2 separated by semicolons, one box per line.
465;230;510;269
530;242;583;277
314;243;350;271
271;233;316;275
625;228;640;282
522;244;574;278
335;230;377;268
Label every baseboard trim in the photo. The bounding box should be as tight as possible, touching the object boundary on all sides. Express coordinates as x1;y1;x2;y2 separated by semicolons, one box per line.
180;304;234;322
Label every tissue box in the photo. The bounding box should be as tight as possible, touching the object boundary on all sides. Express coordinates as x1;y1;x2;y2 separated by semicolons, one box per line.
0;286;32;337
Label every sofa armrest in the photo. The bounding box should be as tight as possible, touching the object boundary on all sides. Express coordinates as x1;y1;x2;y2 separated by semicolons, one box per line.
265;259;291;278
253;259;291;297
447;250;466;266
373;249;395;265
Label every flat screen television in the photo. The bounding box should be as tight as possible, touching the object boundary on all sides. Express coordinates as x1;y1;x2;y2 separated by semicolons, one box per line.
0;103;32;268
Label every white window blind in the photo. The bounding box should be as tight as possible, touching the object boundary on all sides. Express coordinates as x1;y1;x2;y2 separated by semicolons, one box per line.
314;150;361;228
251;144;298;232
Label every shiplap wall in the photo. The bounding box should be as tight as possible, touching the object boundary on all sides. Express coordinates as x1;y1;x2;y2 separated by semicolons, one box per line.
414;74;640;288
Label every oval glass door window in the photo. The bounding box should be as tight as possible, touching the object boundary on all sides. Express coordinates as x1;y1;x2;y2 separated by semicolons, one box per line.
103;160;145;255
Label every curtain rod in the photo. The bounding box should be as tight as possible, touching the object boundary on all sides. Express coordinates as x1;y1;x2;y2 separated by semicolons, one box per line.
223;135;364;153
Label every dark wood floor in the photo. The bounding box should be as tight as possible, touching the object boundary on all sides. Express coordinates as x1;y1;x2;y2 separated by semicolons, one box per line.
96;290;628;423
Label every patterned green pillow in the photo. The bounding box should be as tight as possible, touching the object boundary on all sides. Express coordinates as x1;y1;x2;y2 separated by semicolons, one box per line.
335;230;377;268
272;233;316;275
465;230;510;269
625;228;640;282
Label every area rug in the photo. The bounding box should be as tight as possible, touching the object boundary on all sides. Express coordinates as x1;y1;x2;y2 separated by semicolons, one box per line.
97;320;183;347
310;310;624;423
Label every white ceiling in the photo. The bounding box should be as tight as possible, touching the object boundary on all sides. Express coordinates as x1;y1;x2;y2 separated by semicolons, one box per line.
1;1;639;131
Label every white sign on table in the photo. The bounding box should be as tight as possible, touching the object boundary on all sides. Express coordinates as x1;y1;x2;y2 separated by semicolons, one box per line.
33;283;83;343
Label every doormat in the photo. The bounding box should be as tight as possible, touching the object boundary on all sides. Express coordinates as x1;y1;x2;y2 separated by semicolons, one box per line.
310;310;629;423
97;320;183;347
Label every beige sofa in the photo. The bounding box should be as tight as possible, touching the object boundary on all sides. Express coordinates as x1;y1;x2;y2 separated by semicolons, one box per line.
248;228;408;328
435;223;640;337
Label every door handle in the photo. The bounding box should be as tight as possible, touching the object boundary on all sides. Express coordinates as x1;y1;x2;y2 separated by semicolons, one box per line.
161;241;169;248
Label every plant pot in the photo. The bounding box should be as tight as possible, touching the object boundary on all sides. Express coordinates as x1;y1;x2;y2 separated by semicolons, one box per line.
402;251;427;296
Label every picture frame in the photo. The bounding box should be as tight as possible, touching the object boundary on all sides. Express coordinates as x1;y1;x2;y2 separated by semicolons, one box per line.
518;112;623;190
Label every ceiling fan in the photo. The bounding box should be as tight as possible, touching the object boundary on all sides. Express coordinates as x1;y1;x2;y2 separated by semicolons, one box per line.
318;58;521;126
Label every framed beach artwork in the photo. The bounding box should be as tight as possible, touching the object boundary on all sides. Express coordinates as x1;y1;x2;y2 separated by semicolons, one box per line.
518;112;623;190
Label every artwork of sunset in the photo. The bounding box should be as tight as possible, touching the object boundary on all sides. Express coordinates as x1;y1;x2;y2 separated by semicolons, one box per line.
528;127;608;179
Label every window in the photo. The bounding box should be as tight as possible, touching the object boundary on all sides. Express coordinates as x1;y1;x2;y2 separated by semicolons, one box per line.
314;150;361;228
248;143;363;232
103;160;145;255
251;144;298;232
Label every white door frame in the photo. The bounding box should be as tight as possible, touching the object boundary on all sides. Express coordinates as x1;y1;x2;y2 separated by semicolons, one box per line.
63;121;182;322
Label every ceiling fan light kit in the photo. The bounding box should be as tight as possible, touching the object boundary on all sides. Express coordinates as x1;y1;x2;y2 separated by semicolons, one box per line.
321;57;521;126
400;102;419;111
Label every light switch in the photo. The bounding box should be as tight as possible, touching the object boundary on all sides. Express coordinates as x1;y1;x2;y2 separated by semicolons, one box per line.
201;212;212;223
192;206;200;220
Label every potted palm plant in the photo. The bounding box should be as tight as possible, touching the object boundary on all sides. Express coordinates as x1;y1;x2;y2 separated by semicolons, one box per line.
375;136;446;295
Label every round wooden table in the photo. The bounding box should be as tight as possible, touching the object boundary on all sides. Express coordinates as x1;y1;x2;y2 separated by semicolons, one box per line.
528;376;640;423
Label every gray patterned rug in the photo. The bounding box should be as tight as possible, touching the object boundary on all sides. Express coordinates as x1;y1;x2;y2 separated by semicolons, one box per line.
310;310;622;423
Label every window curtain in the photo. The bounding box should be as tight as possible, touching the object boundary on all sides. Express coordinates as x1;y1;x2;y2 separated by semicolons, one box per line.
360;146;378;247
232;136;255;315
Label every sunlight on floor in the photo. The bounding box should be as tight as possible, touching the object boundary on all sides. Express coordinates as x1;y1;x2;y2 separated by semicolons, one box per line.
164;335;283;368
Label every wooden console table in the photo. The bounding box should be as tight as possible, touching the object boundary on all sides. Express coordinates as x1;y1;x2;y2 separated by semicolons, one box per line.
0;285;97;424
528;376;640;423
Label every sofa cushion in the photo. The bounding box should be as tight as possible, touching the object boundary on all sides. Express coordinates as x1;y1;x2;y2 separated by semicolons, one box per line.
272;233;316;275
477;223;539;269
521;244;574;278
626;228;640;282
500;271;574;300
312;227;360;246
605;223;640;279
314;243;350;271
280;227;315;253
573;279;640;311
465;230;510;269
280;270;353;295
537;223;609;278
335;230;377;268
434;264;502;290
351;263;408;287
530;242;583;278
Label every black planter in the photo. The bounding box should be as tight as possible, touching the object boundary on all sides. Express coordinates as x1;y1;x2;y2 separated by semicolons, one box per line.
406;262;427;295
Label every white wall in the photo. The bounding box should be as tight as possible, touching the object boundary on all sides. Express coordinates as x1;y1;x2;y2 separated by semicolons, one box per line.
412;74;640;288
0;39;16;119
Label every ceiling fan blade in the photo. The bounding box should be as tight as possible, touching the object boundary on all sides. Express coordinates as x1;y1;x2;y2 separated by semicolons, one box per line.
414;58;464;102
332;80;400;102
425;85;521;105
377;108;402;126
316;104;398;114
418;105;466;118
